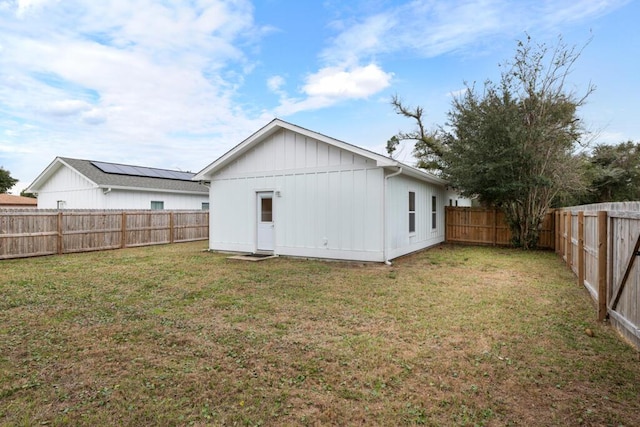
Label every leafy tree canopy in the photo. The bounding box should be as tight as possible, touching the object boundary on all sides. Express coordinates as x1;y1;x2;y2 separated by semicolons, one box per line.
0;167;18;194
579;141;640;203
20;189;37;198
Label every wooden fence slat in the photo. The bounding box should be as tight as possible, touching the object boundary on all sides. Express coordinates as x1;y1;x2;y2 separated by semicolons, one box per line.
121;212;127;249
578;211;585;288
566;212;573;269
0;232;58;238
57;212;63;255
598;211;608;321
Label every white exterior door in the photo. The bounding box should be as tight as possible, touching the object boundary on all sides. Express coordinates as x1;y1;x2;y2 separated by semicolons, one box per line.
256;192;274;252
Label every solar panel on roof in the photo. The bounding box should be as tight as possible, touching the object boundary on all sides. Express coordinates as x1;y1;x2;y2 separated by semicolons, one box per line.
91;161;195;181
156;169;177;179
92;161;122;174
138;167;164;178
118;165;139;175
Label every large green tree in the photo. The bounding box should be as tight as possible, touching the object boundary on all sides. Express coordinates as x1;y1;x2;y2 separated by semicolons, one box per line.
583;141;640;203
391;36;593;248
0;167;18;194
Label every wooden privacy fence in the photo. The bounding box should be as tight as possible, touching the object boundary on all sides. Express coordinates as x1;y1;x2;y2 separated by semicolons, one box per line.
445;207;555;249
0;210;209;260
557;203;640;350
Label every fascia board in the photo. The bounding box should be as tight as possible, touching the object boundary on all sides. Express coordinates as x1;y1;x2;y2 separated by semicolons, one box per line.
392;163;449;186
99;185;208;195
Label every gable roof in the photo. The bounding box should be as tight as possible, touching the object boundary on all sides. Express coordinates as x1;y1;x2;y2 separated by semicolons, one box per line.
193;118;447;186
28;157;208;194
0;194;37;206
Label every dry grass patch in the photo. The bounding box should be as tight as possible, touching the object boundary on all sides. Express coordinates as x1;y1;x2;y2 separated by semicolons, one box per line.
1;243;639;426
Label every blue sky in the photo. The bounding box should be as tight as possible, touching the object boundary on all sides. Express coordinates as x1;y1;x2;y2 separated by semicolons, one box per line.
1;0;638;193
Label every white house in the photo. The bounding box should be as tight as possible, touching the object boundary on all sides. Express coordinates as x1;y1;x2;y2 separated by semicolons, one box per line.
193;119;449;263
28;157;209;210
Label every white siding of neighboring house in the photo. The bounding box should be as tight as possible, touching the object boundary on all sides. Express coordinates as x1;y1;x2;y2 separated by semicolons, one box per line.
385;174;446;260
35;165;104;209
36;164;208;210
99;190;208;210
446;190;473;207
209;128;386;261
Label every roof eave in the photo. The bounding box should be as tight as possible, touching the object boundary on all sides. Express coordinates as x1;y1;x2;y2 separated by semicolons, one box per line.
98;184;208;195
389;164;448;186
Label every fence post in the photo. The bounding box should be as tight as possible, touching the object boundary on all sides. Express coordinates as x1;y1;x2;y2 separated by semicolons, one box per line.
556;210;562;256
597;210;608;321
552;210;556;251
577;211;585;288
553;209;560;254
444;207;449;243
121;211;127;248
169;212;175;244
560;211;565;259
566;211;572;270
57;211;63;255
493;208;498;246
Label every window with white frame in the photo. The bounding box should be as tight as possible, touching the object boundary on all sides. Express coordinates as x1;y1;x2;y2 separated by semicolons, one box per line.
202;202;210;210
431;196;437;229
409;191;416;233
150;201;164;210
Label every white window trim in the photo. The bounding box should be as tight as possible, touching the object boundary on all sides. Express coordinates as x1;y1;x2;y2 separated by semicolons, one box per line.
431;195;437;230
409;191;416;235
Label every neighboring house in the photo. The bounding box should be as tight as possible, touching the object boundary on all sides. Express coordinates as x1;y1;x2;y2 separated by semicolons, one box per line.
193;118;448;263
445;190;473;207
0;194;37;209
28;157;209;210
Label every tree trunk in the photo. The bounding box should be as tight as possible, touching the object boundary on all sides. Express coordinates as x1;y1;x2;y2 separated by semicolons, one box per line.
502;198;544;249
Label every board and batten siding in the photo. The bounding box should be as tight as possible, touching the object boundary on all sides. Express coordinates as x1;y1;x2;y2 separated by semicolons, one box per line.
385;174;446;260
214;128;374;178
209;128;385;261
36;165;104;209
36;163;208;210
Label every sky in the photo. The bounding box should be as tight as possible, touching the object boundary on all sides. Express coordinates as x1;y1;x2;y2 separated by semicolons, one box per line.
1;0;638;194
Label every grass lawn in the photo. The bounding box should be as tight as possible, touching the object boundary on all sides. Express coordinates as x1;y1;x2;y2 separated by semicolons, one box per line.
1;242;639;426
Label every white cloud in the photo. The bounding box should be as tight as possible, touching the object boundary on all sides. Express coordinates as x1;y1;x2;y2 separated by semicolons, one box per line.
321;13;396;66
81;108;107;125
267;75;286;94
274;64;392;116
42;99;92;116
303;64;392;99
15;0;51;17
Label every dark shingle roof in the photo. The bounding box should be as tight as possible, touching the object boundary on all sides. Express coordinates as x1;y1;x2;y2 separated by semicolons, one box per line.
60;157;208;194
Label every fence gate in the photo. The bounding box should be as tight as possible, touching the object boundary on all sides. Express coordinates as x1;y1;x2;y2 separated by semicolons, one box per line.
607;212;640;348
